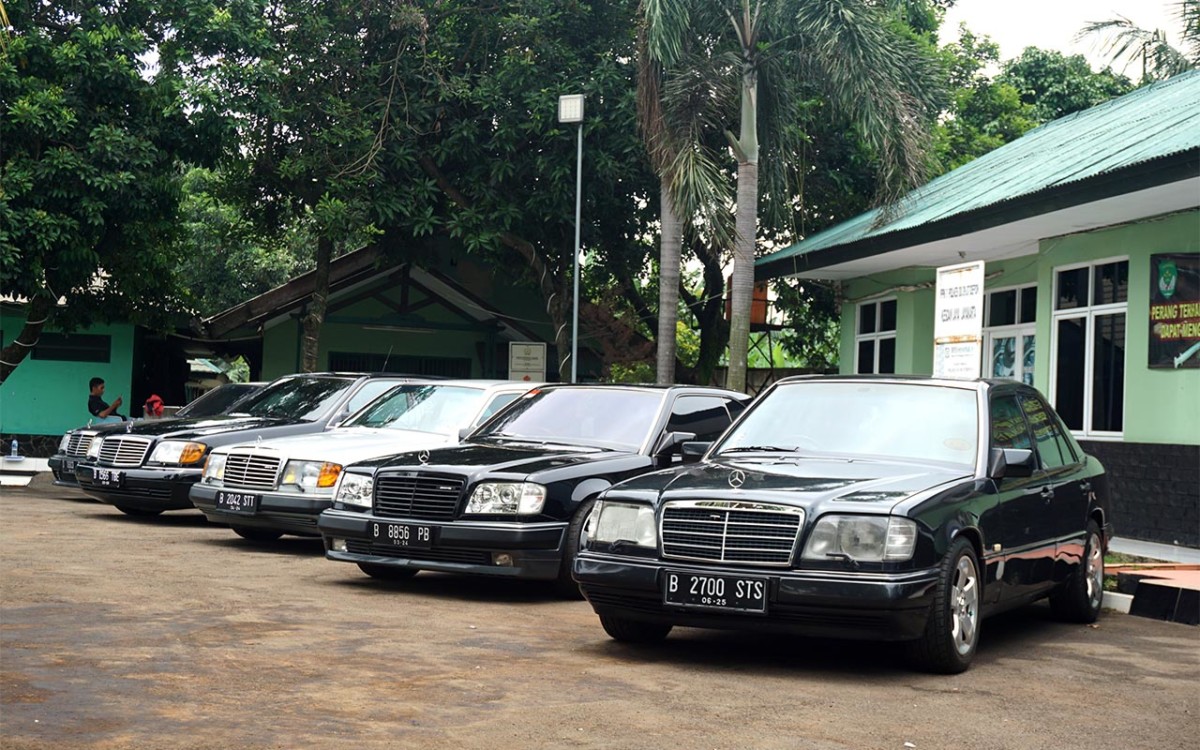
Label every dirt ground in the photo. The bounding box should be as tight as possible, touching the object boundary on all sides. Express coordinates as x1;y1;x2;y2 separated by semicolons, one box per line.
2;474;1197;750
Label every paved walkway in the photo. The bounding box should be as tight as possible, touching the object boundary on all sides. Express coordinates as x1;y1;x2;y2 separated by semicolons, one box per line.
1110;536;1200;564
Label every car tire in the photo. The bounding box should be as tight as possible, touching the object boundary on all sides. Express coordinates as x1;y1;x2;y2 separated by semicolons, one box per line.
114;505;163;517
907;536;981;674
356;563;418;581
231;526;284;542
599;613;672;643
1049;519;1104;623
554;498;596;600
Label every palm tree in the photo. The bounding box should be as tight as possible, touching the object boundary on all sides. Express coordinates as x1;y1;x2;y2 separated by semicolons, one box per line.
642;0;944;392
1078;0;1199;82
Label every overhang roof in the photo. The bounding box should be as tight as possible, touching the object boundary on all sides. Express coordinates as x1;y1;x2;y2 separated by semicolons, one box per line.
757;70;1200;281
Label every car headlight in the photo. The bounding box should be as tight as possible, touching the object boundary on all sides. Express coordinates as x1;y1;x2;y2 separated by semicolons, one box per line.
58;434;71;452
149;441;207;466
585;500;657;548
802;515;917;562
280;460;342;494
464;482;546;515
202;453;227;484
334;472;374;510
86;438;103;459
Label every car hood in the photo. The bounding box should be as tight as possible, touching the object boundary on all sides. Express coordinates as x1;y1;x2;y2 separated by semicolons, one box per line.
352;440;636;481
214;427;458;465
614;456;972;514
107;415;297;440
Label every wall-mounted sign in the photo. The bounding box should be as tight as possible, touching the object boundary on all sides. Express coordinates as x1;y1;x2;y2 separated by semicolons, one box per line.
1149;252;1200;369
933;260;985;379
509;342;547;381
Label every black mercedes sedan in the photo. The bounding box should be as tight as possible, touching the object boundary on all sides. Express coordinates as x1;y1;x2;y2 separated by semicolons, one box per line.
317;384;750;595
74;373;416;516
573;376;1112;673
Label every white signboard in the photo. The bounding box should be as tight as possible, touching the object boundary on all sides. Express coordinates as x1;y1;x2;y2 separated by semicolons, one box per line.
933;260;985;379
508;342;547;382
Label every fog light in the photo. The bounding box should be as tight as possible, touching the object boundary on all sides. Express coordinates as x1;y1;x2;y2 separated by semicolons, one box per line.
331;538;347;553
492;552;514;567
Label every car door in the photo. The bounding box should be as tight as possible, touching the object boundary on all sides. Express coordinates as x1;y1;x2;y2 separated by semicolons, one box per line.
1017;390;1089;584
989;392;1058;604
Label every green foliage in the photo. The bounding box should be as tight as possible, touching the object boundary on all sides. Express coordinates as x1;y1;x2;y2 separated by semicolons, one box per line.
999;47;1133;122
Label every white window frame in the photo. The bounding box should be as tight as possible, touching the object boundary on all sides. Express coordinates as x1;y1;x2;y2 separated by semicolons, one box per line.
983;283;1037;384
1049;257;1128;440
854;298;897;375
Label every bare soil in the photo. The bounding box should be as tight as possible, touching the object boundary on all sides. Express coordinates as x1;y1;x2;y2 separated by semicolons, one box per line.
2;475;1197;750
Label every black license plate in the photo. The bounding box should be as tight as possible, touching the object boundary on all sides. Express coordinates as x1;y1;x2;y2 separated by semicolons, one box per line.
94;468;124;488
63;459;77;473
216;491;260;513
663;571;768;614
371;522;434;548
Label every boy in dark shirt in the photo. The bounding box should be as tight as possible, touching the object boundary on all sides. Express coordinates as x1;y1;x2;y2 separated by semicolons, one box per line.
88;377;126;420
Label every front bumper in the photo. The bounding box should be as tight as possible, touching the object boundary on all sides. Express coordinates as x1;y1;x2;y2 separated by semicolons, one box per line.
75;463;200;511
48;454;82;487
318;508;569;580
190;483;330;537
573;552;940;642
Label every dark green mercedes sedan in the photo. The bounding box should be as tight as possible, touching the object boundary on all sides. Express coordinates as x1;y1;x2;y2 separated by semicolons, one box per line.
573;376;1112;673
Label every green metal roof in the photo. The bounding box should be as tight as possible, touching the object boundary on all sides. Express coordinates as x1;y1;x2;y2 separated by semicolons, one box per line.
757;70;1200;279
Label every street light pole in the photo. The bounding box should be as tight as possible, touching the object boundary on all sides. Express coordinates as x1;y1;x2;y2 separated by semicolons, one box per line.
558;94;584;383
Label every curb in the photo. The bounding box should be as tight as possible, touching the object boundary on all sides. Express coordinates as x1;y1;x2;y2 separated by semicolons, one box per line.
1102;591;1133;614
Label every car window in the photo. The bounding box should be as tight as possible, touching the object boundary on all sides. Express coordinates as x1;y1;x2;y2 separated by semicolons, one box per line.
666;396;735;441
344;385;484;434
475;392;521;425
715;382;978;469
990;394;1033;451
345;380;406;414
232;377;356;421
175;383;259;418
1017;392;1077;470
473;388;664;451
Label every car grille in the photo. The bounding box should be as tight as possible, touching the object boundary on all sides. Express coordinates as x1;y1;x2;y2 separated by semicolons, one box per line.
97;436;153;467
345;540;489;565
223;452;283;491
660;501;804;567
66;433;95;457
373;473;465;521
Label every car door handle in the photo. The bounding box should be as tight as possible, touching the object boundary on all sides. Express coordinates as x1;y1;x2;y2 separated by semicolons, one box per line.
1040;486;1055;501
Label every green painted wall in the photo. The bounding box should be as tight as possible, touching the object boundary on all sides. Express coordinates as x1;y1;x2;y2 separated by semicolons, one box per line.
0;317;136;436
835;210;1199;446
1036;210;1199;445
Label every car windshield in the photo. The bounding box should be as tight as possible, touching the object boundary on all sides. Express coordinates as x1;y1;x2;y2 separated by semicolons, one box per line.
715;381;979;469
472;388;664;451
175;383;261;419
343;385;485;434
229;377;356;421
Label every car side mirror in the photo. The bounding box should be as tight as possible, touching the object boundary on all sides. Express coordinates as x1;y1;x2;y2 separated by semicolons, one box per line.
988;447;1036;480
654;431;697;457
680;441;712;463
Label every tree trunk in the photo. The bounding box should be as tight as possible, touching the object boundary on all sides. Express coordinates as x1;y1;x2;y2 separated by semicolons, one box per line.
0;295;54;385
681;239;728;386
655;176;683;384
728;58;759;394
300;235;333;373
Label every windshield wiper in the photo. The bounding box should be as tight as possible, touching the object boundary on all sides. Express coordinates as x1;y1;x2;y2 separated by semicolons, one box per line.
718;445;799;454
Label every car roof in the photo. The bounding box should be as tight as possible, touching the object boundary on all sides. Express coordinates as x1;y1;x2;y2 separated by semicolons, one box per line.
534;382;748;397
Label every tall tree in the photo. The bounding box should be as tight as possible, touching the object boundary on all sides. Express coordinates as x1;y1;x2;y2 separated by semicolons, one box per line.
0;1;225;383
642;0;944;392
1078;0;1199;82
998;47;1133;122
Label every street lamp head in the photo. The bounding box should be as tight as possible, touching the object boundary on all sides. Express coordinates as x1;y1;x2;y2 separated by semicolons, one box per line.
558;94;585;124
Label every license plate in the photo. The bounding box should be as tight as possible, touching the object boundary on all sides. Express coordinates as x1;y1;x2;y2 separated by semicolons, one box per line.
371;522;434;548
94;468;124;488
216;491;260;513
63;459;77;473
663;571;768;614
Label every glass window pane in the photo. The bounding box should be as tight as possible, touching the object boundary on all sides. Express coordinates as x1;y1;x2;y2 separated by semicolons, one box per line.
1021;335;1035;386
990;395;1032;450
988;290;1017;327
879;300;897;332
1019;392;1069;469
857;340;875;374
1094;261;1129;305
878;337;896;374
858;303;877;335
1056;267;1089;310
1019;286;1038;324
1054;317;1086;431
1091;313;1126;432
991;336;1017;379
